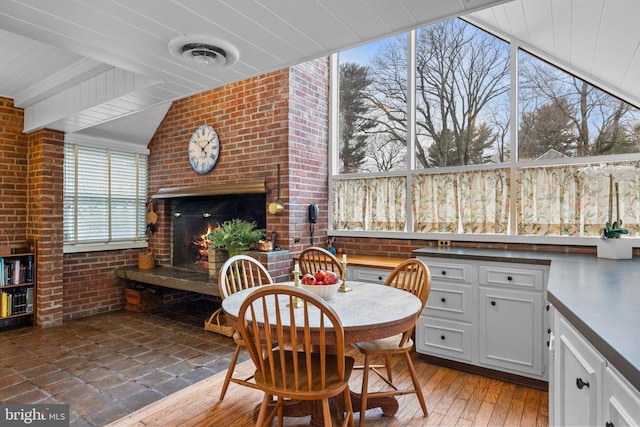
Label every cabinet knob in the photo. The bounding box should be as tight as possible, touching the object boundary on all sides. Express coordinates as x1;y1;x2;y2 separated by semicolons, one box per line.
576;377;590;389
441;297;446;303
441;270;446;276
548;328;552;334
507;276;513;281
378;276;383;281
440;335;446;340
490;301;496;306
605;421;615;427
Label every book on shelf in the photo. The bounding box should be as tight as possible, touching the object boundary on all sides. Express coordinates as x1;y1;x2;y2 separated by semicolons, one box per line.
0;289;31;317
26;287;33;313
1;256;34;287
1;291;11;317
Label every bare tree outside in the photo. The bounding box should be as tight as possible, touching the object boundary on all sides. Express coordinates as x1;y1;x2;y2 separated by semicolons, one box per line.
414;20;510;167
341;19;511;171
518;50;640;160
337;18;640;174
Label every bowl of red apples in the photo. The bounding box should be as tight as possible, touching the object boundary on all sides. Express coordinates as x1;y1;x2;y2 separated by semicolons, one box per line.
300;270;341;299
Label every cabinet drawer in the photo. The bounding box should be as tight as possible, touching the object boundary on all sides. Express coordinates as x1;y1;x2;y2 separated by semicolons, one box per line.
478;263;544;291
424;283;473;322
416;317;473;362
347;266;391;285
419;258;473;284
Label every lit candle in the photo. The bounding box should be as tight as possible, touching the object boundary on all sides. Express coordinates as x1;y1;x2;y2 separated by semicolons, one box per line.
342;254;347;264
294;262;300;273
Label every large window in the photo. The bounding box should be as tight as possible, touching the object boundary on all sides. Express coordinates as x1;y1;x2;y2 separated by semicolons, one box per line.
331;18;640;242
64;143;148;249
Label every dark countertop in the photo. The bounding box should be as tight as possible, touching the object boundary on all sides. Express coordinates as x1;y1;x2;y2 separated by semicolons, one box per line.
412;247;640;391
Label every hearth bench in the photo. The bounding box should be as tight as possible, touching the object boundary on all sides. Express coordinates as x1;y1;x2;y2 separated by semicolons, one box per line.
115;265;221;297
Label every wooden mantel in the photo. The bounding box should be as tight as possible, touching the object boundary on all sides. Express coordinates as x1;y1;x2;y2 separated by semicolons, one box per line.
151;181;268;199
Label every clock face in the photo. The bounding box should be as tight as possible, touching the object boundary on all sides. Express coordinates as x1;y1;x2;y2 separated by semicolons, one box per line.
188;125;219;174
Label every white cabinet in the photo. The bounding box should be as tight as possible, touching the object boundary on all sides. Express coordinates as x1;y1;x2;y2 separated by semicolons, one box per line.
416;258;475;363
346;266;392;285
416;255;549;381
552;309;603;426
603;365;640;427
551;308;640;427
478;287;543;376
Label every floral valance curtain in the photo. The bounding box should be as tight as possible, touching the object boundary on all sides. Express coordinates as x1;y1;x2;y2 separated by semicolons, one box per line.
578;163;640;236
516;166;581;236
332;176;406;231
517;162;640;236
333;162;640;237
459;169;510;234
413;173;459;233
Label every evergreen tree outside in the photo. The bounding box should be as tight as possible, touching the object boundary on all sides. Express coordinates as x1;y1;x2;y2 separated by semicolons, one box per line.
338;62;374;173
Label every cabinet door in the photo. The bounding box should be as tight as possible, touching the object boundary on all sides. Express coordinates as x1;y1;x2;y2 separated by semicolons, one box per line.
603;365;640;427
478;287;542;377
553;314;603;427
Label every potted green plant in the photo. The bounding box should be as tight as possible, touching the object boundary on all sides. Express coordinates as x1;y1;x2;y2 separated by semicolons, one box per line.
207;219;266;257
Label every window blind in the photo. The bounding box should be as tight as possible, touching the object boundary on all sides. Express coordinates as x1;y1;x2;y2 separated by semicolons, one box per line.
64;143;148;245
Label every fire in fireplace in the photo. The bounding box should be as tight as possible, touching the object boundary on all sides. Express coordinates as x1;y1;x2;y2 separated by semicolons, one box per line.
171;194;266;271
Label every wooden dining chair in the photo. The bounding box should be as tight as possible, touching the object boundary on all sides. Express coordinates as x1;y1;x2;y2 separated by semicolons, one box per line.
299;246;344;276
352;258;432;426
217;254;274;400
237;284;355;427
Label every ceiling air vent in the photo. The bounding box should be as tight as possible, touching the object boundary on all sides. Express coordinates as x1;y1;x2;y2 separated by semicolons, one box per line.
168;35;239;67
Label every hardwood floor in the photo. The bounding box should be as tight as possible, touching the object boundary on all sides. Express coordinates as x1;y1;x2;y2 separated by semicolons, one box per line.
108;347;548;426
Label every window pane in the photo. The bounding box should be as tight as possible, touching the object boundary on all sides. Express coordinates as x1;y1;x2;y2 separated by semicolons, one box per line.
415;19;510;168
518;50;640;161
338;34;408;174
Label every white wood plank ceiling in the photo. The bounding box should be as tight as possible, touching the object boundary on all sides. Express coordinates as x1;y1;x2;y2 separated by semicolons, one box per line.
1;0;638;149
467;0;640;111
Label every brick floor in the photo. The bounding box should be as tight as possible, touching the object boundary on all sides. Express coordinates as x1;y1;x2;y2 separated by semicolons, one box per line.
0;300;245;426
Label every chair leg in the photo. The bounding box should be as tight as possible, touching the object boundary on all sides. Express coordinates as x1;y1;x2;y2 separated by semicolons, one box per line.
255;393;271;426
359;354;370;427
219;343;241;400
405;352;428;416
322;398;332;427
343;387;355;427
277;396;284;427
384;354;393;382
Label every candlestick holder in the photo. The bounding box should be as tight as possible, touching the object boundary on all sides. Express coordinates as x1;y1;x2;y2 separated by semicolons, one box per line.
290;270;304;308
338;261;352;293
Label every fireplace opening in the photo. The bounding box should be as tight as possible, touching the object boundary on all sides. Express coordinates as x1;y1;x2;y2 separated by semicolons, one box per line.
171;194;266;271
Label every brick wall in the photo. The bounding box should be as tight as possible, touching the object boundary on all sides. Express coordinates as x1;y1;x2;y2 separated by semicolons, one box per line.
27;129;65;326
148;58;331;274
0;97;28;244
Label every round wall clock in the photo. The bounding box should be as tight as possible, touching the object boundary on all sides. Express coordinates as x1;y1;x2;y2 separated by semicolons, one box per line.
188;125;219;174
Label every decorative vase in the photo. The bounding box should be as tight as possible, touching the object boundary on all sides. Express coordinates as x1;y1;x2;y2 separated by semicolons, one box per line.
208;247;229;277
596;238;632;260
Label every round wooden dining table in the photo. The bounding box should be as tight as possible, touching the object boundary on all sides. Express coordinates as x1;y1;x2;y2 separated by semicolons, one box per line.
221;280;423;424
